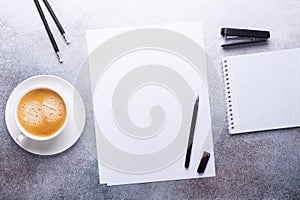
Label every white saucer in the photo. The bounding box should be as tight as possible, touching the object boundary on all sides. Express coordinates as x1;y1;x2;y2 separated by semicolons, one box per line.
5;75;86;155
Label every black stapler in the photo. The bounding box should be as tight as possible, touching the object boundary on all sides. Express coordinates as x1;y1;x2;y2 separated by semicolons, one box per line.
221;27;270;48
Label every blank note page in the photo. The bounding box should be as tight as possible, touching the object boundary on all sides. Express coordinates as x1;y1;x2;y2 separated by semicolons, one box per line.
222;48;300;134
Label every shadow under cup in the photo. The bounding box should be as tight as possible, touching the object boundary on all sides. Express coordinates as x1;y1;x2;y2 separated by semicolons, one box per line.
14;86;69;142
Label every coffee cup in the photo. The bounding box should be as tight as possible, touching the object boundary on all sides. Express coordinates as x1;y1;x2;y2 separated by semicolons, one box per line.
14;86;69;143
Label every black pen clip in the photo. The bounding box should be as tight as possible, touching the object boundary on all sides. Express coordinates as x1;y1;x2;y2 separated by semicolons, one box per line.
221;28;270;48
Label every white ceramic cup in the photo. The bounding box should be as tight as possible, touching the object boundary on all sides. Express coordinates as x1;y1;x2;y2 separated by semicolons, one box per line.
14;85;69;143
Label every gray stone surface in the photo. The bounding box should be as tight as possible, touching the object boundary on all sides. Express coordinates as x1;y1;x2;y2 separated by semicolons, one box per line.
0;0;300;199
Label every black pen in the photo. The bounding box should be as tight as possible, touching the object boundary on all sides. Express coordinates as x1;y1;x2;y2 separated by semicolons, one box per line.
184;95;199;168
33;0;63;63
42;0;70;44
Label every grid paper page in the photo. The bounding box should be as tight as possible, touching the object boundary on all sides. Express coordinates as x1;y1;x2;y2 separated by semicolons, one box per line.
223;48;300;134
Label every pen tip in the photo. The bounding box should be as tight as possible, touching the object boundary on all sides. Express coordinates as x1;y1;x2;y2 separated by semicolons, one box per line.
196;95;199;101
63;33;70;45
65;39;70;45
56;52;63;63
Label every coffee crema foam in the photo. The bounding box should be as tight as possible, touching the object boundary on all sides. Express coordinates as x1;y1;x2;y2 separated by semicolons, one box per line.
17;88;67;137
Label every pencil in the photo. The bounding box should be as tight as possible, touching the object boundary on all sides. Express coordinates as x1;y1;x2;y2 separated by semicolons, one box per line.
184;95;199;168
33;0;63;63
42;0;70;44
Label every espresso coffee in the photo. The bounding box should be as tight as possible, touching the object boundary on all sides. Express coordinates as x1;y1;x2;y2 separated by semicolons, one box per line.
17;88;67;137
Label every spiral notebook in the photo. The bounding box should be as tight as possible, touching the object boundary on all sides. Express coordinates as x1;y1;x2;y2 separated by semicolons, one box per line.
222;48;300;134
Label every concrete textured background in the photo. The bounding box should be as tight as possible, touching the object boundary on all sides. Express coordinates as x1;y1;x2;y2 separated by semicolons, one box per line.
0;0;300;199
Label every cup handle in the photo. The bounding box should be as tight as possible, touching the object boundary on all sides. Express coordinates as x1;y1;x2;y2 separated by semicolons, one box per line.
16;133;28;143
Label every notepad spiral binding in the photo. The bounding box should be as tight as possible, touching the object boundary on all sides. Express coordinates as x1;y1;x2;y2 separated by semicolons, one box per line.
222;59;234;131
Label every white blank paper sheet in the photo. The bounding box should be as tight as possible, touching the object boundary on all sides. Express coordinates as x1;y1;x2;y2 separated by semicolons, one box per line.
87;22;216;185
